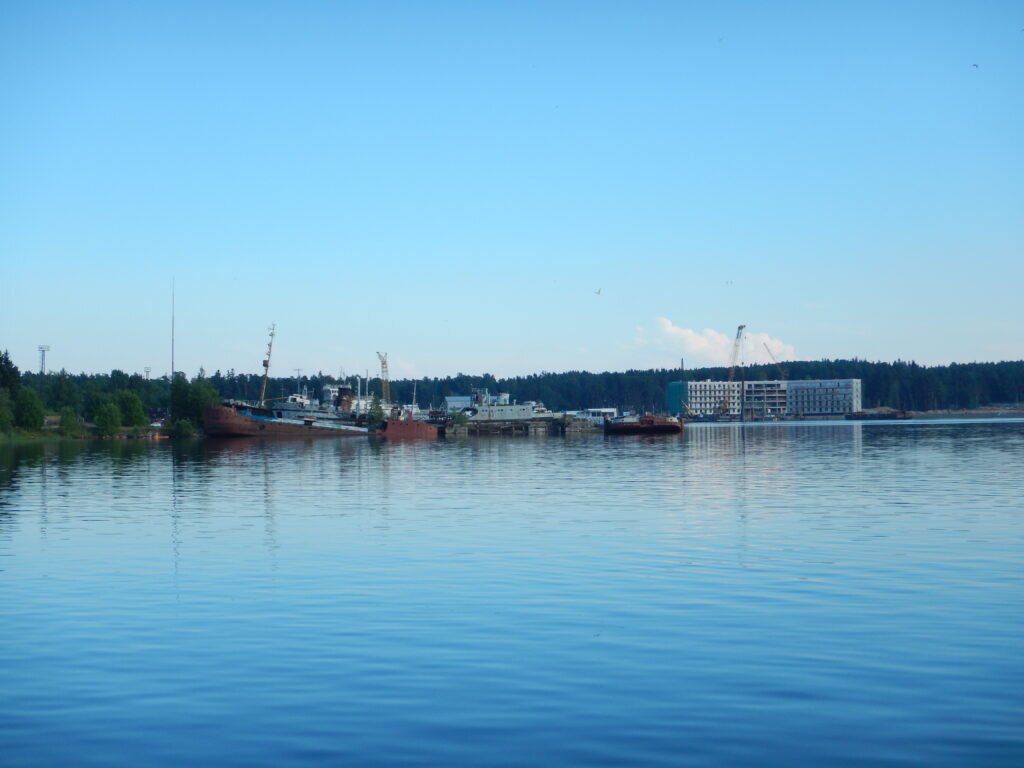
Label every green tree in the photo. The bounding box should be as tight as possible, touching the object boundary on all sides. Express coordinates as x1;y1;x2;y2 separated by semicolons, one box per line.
169;372;219;434
0;350;19;394
170;418;196;438
169;373;191;422
0;388;13;433
368;395;385;427
187;373;219;425
48;371;81;413
59;407;83;437
83;385;112;423
15;388;45;431
115;390;147;427
94;402;122;437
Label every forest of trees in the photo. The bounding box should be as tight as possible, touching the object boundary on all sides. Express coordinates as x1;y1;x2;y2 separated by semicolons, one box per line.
0;351;218;436
2;351;1023;434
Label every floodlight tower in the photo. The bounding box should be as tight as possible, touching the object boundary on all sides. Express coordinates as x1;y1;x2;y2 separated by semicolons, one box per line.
145;366;152;380
38;345;50;374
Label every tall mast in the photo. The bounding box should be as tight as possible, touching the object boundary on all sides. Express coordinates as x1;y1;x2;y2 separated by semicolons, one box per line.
259;324;276;405
171;279;175;379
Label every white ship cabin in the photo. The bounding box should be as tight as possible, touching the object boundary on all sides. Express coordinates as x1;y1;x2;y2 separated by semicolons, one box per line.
277;391;312;412
444;389;557;421
574;407;618;425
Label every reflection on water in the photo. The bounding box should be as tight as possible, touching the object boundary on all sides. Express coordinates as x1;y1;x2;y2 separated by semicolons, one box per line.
1;421;1023;766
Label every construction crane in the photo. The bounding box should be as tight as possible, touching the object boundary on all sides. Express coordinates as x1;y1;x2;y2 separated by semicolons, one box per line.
376;352;390;405
763;342;788;381
258;324;276;405
678;357;696;419
716;324;746;419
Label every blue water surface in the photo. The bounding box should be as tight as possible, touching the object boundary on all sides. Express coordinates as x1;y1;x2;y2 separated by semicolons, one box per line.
1;420;1022;766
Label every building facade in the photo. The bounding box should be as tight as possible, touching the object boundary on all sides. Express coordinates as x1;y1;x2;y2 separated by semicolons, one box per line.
684;379;862;419
742;380;789;420
686;381;743;419
786;379;862;417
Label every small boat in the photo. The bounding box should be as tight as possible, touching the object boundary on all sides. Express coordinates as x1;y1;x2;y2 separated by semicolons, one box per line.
603;414;682;435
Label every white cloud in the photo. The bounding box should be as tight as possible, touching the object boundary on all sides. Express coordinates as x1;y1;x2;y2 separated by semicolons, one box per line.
394;359;419;376
656;318;795;367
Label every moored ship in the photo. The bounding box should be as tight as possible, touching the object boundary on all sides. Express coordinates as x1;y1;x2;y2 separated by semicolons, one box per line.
381;408;441;440
204;401;369;438
603;414;682;435
202;326;369;438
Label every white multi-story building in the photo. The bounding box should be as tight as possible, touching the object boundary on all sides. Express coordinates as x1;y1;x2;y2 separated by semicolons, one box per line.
685;379;862;419
687;381;742;419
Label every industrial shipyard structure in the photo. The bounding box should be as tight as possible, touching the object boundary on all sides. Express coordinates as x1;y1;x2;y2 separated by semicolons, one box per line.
671;378;863;420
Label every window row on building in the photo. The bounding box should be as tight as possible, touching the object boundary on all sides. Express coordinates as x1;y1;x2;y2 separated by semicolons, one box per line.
681;379;862;418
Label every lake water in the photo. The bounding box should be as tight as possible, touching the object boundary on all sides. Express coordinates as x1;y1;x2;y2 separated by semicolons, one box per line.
1;420;1022;766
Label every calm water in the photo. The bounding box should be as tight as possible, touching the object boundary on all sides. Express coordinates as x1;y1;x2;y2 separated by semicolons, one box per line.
1;421;1022;766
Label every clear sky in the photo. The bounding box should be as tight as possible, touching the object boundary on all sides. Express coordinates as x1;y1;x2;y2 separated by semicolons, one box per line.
2;1;1021;380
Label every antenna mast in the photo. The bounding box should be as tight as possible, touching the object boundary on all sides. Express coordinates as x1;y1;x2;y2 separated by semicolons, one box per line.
258;324;276;405
171;279;175;379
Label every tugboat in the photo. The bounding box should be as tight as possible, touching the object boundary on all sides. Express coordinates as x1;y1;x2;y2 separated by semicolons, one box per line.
603;413;683;435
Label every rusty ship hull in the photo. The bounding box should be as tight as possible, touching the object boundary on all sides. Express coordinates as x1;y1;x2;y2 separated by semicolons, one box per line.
203;404;368;438
381;418;441;439
603;414;683;436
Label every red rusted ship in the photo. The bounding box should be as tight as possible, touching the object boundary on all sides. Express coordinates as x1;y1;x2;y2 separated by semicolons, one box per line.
203;327;369;438
203;403;368;438
380;409;441;439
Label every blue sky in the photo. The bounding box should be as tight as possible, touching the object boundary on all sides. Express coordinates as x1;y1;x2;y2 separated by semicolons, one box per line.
2;1;1021;379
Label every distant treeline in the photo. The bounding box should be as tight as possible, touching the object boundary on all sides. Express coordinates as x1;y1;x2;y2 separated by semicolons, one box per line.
381;359;1024;413
4;357;1023;429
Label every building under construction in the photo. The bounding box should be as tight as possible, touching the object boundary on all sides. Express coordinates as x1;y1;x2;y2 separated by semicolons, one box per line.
681;379;862;420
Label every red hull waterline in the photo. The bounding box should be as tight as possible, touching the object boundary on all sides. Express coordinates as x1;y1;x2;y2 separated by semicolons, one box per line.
382;419;440;439
203;405;368;438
